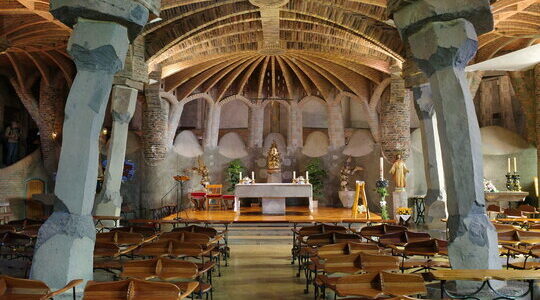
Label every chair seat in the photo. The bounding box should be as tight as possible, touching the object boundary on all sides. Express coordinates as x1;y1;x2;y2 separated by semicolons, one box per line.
507;261;540;270
93;260;123;270
315;275;338;290
206;194;222;198
402;260;450;269
191;193;206;197
222;195;235;199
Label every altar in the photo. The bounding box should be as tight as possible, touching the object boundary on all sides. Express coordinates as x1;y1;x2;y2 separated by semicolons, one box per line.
234;183;313;214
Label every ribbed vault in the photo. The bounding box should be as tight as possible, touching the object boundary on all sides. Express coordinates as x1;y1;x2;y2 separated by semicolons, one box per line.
0;0;74;87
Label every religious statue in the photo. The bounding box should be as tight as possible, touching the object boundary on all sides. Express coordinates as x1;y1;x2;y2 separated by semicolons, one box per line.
339;156;363;191
267;141;281;172
389;154;409;190
189;156;210;188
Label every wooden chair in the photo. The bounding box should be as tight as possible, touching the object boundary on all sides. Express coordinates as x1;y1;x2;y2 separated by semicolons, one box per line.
19;224;41;238
334;272;426;299
0;224;16;234
121;258;210;299
504;244;540;270
0;231;34;260
110;226;159;240
84;278;196;300
206;185;223;210
504;208;525;218
189;192;206;210
96;231;147;246
378;231;432;247
359;224;408;242
173;225;228;266
93;242;138;272
292;224;348;264
0;275;82;300
221;195;235;210
494;223;517;232
397;239;450;273
8;219;44;231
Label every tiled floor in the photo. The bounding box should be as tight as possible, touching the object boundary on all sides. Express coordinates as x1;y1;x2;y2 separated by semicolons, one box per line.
212;244;311;300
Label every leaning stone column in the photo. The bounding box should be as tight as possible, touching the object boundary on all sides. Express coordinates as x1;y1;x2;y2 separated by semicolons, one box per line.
30;0;157;290
411;83;447;226
389;0;500;270
287;101;303;152
94;85;137;219
204;104;221;150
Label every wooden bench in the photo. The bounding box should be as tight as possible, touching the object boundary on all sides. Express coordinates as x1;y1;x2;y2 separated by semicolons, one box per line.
391;239;450;273
431;269;540;299
378;231;432;247
0;275;82;300
111;226;158;238
93;242;139;272
292;224;348;264
173;225;229;266
358;224;407;242
335;272;426;299
503;244;540;270
96;231;151;247
84;278;197;300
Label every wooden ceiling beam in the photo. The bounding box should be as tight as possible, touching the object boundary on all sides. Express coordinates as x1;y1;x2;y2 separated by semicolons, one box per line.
237;55;265;95
216;55;262;101
257;56;270;99
41;49;74;86
275;55;295;100
24;51;50;86
202;55;255;93
287;53;347;92
285;54;331;99
280;55;312;96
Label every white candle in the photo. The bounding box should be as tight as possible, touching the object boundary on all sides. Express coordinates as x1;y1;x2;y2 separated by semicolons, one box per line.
306;171;309;182
513;157;517;173
252;171;255;181
239;172;242;181
380;157;384;179
293;171;296;180
507;158;511;173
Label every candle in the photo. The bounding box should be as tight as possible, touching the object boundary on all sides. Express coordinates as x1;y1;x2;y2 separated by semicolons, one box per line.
251;171;255;181
293;171;296;180
534;176;539;197
507;158;511;173
513;157;517;173
239;172;242;182
306;171;309;182
379;157;384;179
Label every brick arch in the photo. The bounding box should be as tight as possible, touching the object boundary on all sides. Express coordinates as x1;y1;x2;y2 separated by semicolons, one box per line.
179;93;215;106
217;94;254;109
260;99;290;111
298;95;326;109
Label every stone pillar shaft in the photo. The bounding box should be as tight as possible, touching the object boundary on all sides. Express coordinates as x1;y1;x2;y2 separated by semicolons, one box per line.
249;105;264;148
94;85;138;218
327;101;345;150
204;104;220;150
31;18;131;289
288;102;303;152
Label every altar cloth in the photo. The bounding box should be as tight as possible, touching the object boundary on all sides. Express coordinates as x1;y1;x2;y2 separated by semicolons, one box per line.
234;183;313;213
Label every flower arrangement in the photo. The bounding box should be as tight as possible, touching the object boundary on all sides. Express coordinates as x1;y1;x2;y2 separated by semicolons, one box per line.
396;207;412;215
375;178;389;220
225;159;246;192
483;179;498;193
174;175;190;182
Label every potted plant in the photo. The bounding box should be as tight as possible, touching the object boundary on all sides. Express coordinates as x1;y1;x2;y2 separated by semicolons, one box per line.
305;158;327;207
396;207;412;226
225;159;246;193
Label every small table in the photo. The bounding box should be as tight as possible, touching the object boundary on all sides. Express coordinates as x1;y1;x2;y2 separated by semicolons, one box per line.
485;191;529;209
93;216;121;233
431;269;540;299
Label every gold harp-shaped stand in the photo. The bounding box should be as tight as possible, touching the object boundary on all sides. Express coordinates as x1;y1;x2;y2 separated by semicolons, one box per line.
351;181;370;220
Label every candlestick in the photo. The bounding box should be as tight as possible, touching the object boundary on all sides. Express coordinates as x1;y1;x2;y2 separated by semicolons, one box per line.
507;158;511;173
513;157;517;173
379;157;384;179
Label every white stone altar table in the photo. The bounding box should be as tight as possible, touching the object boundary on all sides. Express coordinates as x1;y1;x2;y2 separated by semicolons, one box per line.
485;191;528;208
234;183;313;214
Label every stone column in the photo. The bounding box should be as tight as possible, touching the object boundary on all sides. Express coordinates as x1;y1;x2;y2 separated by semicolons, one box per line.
412;83;447;226
287;102;303;152
381;63;411;162
30;0;156;290
249;105;264;148
204;103;221;150
94;85;137;219
389;0;500;271
536;64;540;180
327;101;346;151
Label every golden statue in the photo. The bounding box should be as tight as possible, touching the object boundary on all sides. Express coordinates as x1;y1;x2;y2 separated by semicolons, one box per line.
267;141;281;172
389;154;409;190
189;156;210;188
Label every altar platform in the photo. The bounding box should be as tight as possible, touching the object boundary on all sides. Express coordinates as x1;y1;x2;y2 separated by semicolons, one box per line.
165;206;389;224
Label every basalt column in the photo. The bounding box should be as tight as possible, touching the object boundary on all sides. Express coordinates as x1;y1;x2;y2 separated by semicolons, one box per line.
249;104;265;149
389;0;500;270
30;0;157;290
94;86;137;219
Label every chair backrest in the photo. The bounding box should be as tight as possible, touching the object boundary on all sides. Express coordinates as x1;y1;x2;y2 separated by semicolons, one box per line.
8;218;44;230
94;242;123;258
170;241;205;257
380;272;426;297
84;278;181;300
335;272;425;298
306;232;334;247
173;225;218;238
111;226;157;238
0;275;50;299
403;239;447;256
317;243;349;258
348;243;382;255
359;253;400;272
160;231;211;246
323;254;362;273
378;231;408;246
516;229;540;241
504;208;524;217
121;258;159;280
498;229;519;243
0;225;16;234
158;257;198;280
133;240;171;257
518;204;537;213
96;231;145;246
334;232;362;244
487;205;502;213
493;223;516;232
207;185;222;195
0;231;33;247
360;224;407;240
404;231;432;244
20;224;41;237
335;272;381;298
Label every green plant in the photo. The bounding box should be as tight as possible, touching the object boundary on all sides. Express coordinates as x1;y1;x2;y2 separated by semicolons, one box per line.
305;158;327;200
225;159;246;193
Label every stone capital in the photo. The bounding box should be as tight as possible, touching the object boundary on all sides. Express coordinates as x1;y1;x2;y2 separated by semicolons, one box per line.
408;19;478;77
111;85;138;123
67;18;130;74
51;0;151;41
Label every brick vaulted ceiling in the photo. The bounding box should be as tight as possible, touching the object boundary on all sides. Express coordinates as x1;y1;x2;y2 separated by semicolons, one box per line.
0;0;74;87
0;0;538;99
